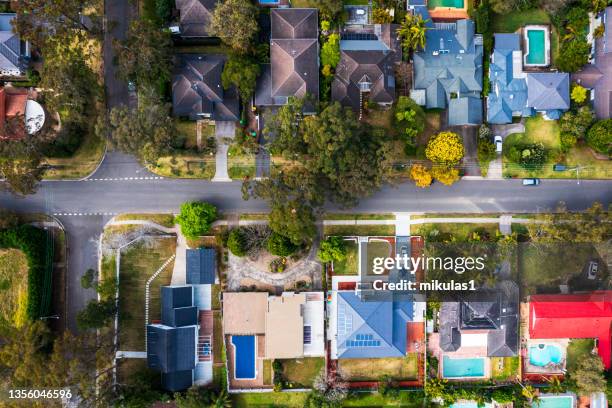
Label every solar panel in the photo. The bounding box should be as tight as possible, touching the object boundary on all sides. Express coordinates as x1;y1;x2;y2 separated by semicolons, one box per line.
304;325;312;344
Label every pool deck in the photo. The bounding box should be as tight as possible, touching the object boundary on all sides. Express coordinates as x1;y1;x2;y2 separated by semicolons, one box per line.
427;0;469;20
523;25;551;67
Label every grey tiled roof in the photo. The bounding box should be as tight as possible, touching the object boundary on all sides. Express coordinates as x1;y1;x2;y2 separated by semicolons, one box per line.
526;72;570;112
172;54;239;121
175;0;218;37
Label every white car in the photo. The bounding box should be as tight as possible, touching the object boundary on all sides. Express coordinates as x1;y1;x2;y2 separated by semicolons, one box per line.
494;135;503;153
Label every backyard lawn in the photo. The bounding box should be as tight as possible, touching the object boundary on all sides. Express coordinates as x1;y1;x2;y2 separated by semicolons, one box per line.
0;249;29;328
566;339;594;372
338;354;419;381
231;392;309;407
280;357;325;387
491;357;519;381
332;240;358;275
118;237;176;351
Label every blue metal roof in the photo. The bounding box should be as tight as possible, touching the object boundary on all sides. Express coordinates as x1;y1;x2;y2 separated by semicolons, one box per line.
336;292;414;358
186;248;216;285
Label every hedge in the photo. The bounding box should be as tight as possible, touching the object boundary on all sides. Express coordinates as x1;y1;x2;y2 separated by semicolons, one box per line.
0;225;54;320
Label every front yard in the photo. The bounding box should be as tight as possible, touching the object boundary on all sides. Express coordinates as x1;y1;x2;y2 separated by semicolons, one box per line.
338;354;419;381
149;154;216;179
503;116;611;179
227;147;256;180
118;237;176;351
324;225;396;237
332;240;358;276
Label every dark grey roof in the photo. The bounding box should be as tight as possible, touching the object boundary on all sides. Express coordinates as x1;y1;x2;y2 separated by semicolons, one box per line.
161;286;198;327
257;9;319;110
186;248;216;285
438;282;519;357
162;370;194;392
172;54;239;121
147;325;196;374
413;19;483;125
175;0;218;38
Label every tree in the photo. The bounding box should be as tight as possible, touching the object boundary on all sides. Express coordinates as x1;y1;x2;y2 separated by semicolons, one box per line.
227;228;248;256
395;96;425;146
571;84;588;104
114;20;172;88
518;142;546;169
269;198;317;245
489;0;533;14
208;0;259;55
0;138;45;196
306;369;348;407
317;236;347;263
556;38;591;73
426;131;464;165
266;97;307;157
397;14;429;54
478;124;492;140
101;88;177;162
477;139;496;174
321;34;341;68
372;8;393;24
76;299;117;330
560;106;595;139
572;353;606;395
0;209;19;230
586;119;612;155
174;386;231;408
81;269;96;289
221;54;261;103
175;201;218;239
431;166;460;186
266;232;297;256
410;164;433;188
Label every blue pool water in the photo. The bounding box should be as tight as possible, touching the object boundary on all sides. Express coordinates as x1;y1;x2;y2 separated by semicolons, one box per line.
442;356;485;378
232;335;256;379
534;396;574;408
259;0;280;3
529;344;562;367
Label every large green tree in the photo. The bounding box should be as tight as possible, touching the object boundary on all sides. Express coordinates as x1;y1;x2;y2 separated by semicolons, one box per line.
208;0;259;55
0;135;45;196
572;353;606;395
397;14;428;54
221;54;260;103
114;20;172;88
586;119;612;156
175;201;218;239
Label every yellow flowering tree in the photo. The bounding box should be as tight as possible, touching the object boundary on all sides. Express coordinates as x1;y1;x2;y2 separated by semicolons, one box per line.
431;166;460;186
410;164;432;188
425;131;464;165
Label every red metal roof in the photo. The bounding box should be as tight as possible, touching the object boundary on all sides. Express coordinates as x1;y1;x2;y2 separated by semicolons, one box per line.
529;291;612;369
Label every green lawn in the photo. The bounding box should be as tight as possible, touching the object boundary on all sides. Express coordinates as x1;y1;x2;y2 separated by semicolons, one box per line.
411;222;501;241
280;357;325;388
343;391;426;407
0;249;28;328
149;153;216;179
491;357;519;381
118;237;176;350
43;132;106;179
324;225;396;237
175;120;198;149
503;115;612;179
366;240;393;275
227;150;256;180
338;354;419;381
113;213;175;228
231;392;309;407
566;339;594;372
332;240;358;275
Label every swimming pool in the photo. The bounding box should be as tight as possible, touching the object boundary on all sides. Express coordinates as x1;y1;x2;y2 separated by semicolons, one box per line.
232;335;256;379
534;395;575;408
428;0;464;8
259;0;280;3
529;344;562;367
525;28;547;65
442;356;485;378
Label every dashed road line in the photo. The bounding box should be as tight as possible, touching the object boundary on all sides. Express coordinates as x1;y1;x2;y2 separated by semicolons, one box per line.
53;212;118;217
83;176;164;182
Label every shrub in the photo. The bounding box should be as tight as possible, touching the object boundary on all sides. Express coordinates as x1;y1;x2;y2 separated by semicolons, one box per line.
410;164;432;188
555;38;591;73
175;201;217;239
372;8;393;24
227;228;248;257
155;0;173;23
560;132;578;153
431;166;460;186
560;106;594;139
571;84;588;104
518;142;547;169
266;232;297;256
317;236;347;263
586;119;612;155
425;131;464;165
321;33;340;68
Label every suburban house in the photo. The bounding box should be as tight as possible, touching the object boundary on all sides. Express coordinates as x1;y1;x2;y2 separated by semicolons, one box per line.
411;19;484;126
332;24;402;112
172;54;239;122
254;8;319;114
573;6;612;119
0;14;30;78
222;291;325;389
487;33;570;123
146;248;216;391
173;0;218;38
528;291;612;370
328;288;422;359
0;87;45;140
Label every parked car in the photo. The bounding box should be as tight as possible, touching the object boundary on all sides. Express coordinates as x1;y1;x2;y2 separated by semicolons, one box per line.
522;178;540;186
494;135;503;153
553;164;567;171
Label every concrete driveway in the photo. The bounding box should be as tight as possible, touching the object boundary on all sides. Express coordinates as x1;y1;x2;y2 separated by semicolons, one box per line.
449;125;479;176
212;121;236;182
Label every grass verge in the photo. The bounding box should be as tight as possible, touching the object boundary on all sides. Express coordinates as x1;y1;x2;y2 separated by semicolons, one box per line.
0;249;29;327
324;225;395;237
114;214;175;228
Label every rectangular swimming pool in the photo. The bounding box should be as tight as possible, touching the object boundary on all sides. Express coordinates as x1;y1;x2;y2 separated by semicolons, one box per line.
534;396;574;408
526;29;546;65
428;0;464;8
442;356;485;378
232;335;256;379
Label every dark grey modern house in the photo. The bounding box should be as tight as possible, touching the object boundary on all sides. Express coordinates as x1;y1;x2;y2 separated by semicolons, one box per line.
255;8;319;113
172;54;239;121
332;24;402;112
411;19;484;126
174;0;218;38
439;283;519;357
